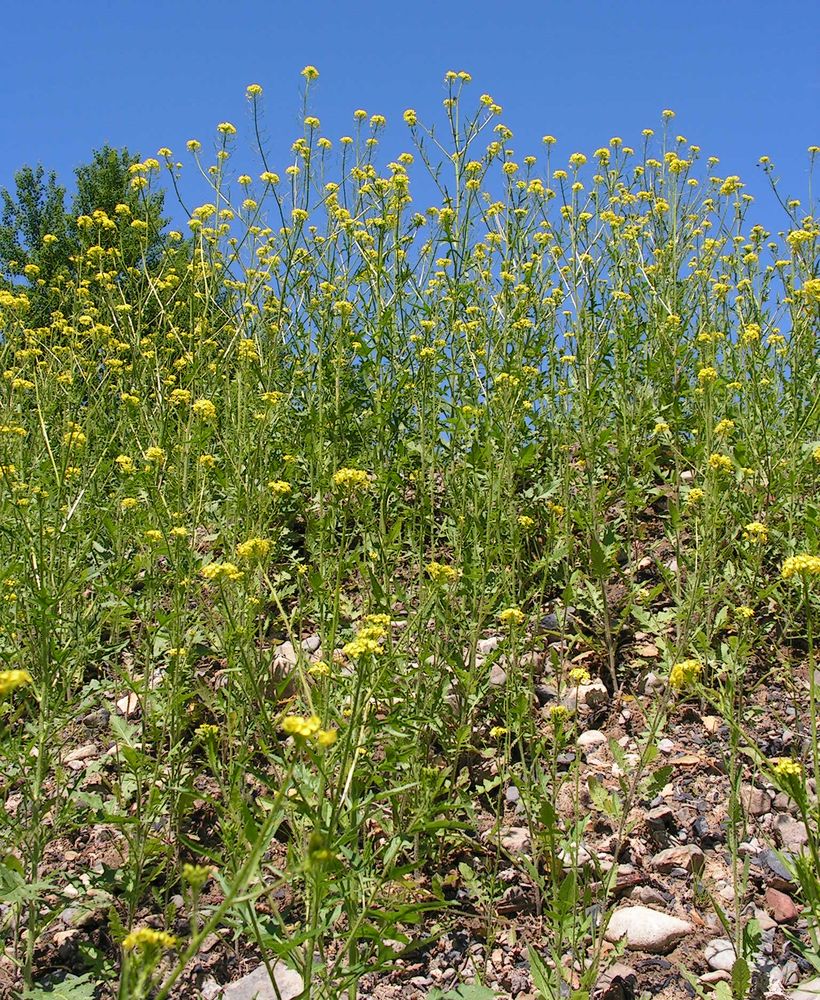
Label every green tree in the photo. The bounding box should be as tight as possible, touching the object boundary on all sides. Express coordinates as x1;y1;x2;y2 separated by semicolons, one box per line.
0;146;168;324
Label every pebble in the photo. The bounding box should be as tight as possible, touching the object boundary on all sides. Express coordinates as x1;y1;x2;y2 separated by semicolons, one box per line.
789;976;820;999
223;963;304;1000
741;783;772;817
766;886;799;924
774;816;808;852
652;844;705;875
577;729;607;749
301;634;321;653
704;938;735;972
501;827;531;856
604;904;692;954
562;679;609;712
477;636;501;655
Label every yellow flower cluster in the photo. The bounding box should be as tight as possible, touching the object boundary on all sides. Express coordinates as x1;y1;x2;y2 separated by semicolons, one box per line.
0;669;32;696
708;453;733;473
236;537;272;560
122;927;177;952
742;521;768;543
772;758;803;779
268;480;292;496
201;561;243;582
426;561;460;584
281;713;337;746
343;616;389;659
497;607;526;627
781;554;820;579
192;398;217;420
332;467;370;492
669;659;702;690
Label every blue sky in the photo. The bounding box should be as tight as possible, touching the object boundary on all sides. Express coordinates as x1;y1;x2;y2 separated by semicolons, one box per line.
2;0;818;235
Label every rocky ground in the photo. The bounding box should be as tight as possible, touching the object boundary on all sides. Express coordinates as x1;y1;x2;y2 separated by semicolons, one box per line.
3;624;817;1000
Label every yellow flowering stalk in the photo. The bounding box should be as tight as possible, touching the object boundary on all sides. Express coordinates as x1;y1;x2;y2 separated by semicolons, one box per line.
0;669;32;696
669;659;702;690
782;554;820;579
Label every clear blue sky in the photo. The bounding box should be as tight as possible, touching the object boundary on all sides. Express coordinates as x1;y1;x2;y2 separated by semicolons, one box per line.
2;0;818;235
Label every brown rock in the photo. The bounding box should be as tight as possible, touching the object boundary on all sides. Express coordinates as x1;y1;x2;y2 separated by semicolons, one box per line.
652;844;706;874
741;783;772;817
766;886;799;924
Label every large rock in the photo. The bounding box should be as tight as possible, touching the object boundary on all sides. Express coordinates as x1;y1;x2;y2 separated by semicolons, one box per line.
223;962;304;1000
604;905;692;954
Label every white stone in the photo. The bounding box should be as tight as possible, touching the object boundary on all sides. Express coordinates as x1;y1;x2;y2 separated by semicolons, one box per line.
789;976;820;999
223;962;304;1000
604;905;692;954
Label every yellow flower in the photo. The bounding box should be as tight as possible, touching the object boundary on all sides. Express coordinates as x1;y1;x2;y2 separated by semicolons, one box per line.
498;607;526;627
268;480;292;496
426;561;460;584
332;467;370;492
216;121;237;135
685;487;705;506
669;659;702;690
236;537;271;561
697;366;718;384
301;65;319;81
742;521;768;543
120;497;139;511
714;419;735;436
62;429;87;449
517;514;535;530
237;339;258;361
568;667;591;685
735;606;754;620
143;446;166;464
192;398;217;420
0;669;32;696
195;723;219;739
169;388;192;406
781;554;820;579
246;83;263;97
122;928;177;952
772;758;803;780
489;726;508;738
708;453;733;473
144;530;163;544
201;562;243;583
403;109;417;126
198;454;217;469
115;454;136;474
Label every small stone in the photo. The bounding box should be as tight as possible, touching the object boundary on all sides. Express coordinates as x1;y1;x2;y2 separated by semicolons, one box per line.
652;845;705;875
629;886;668;908
301;634;321;653
64;743;97;764
754;907;776;930
596;962;638;997
741;783;772;817
700;970;731;985
578;730;607;749
477;636;501;655
636;643;659;658
774;816;809;852
223;963;304;1000
501;827;531;855
658;738;675;754
759;848;794;885
489;662;507;686
505;785;521;804
115;692;139;716
604;905;692;954
643;672;666;697
273;641;298;666
703;938;735;972
766;886;799;924
702;716;721;735
563;679;609;712
789;976;820;999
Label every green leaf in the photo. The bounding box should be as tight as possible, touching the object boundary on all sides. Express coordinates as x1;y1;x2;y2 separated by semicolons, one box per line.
731;955;750;999
21;974;97;1000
